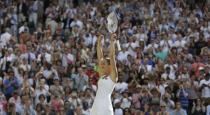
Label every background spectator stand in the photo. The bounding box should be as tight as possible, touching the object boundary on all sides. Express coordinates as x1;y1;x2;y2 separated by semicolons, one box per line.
0;0;209;115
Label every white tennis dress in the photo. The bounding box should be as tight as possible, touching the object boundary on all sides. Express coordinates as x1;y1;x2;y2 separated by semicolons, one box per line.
90;75;116;115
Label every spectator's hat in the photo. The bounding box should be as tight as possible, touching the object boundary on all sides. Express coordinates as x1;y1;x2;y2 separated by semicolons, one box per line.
114;99;121;105
199;67;204;70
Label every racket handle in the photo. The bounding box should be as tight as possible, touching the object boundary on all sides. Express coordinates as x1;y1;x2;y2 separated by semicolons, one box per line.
116;40;121;51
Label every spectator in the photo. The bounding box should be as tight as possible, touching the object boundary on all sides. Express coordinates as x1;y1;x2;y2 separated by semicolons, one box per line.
114;99;123;115
35;103;45;115
6;102;19;115
120;91;131;109
176;81;189;111
140;103;153;115
49;77;64;98
171;101;187;115
50;95;64;113
72;67;88;91
191;98;205;115
3;69;19;100
199;73;210;99
157;102;169;115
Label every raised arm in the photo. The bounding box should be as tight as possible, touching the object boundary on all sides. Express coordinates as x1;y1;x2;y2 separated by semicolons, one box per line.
109;34;118;82
97;35;104;61
97;34;104;76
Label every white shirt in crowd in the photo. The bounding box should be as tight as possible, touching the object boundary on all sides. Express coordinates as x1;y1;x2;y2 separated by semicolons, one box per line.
156;84;166;96
115;82;128;93
43;68;59;79
123;42;139;57
206;105;210;115
199;79;210;98
83;34;97;46
0;32;11;48
35;88;49;104
70;20;83;30
20;52;36;62
161;72;176;80
117;50;129;62
120;97;131;109
114;108;123;115
162;64;177;80
67;53;75;63
44;52;52;63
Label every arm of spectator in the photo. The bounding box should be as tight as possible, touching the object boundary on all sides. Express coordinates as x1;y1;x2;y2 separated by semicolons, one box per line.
183;109;188;115
168;99;175;108
191;101;196;113
99;21;105;30
201;101;206;113
176;89;181;98
155;87;161;93
180;0;186;8
59;86;65;95
35;68;44;79
52;68;59;78
199;81;207;90
182;89;188;97
130;74;139;86
30;87;35;97
146;89;153;97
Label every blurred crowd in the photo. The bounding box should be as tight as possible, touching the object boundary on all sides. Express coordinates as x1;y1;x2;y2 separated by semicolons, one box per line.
0;0;210;115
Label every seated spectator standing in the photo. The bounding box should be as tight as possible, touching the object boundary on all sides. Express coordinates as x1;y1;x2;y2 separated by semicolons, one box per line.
171;101;187;115
176;82;189;111
200;73;210;103
49;77;64;98
72;67;88;92
3;69;19;100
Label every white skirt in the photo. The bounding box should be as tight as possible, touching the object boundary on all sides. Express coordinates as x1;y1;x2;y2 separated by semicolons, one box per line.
90;106;114;115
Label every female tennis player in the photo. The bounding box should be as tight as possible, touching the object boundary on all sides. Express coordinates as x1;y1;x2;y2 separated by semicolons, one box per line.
90;33;118;115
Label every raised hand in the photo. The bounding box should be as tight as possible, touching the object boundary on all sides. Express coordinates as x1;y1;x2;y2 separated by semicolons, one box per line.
111;33;117;42
193;101;196;106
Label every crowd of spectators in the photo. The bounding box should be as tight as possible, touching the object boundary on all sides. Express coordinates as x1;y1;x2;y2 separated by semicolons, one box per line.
0;0;210;115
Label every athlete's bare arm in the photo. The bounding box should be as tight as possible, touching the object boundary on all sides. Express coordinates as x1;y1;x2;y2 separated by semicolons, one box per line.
97;34;104;77
109;33;118;82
